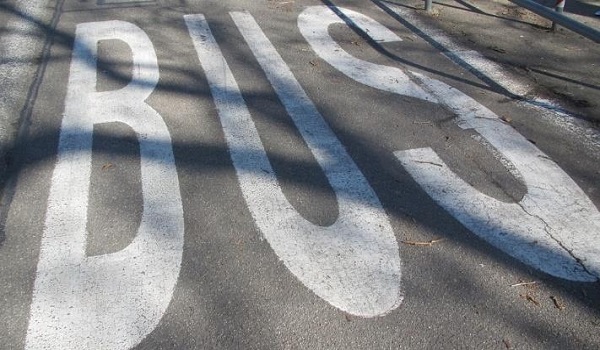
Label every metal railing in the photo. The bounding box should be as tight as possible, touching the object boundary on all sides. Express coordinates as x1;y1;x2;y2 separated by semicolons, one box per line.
423;0;600;43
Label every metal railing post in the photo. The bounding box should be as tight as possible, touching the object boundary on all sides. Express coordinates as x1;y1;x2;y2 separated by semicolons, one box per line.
552;0;566;31
425;0;433;13
508;0;600;43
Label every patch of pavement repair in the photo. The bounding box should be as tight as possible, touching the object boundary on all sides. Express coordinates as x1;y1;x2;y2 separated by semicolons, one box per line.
375;0;600;153
0;1;62;182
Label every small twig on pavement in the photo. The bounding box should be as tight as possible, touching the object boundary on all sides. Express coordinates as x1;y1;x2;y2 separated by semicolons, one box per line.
401;238;445;246
413;161;443;167
510;281;537;287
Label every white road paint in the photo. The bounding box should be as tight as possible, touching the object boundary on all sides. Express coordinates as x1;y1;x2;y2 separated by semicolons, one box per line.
26;21;185;349
299;6;600;281
298;7;434;103
185;13;402;317
398;71;600;281
381;1;600;156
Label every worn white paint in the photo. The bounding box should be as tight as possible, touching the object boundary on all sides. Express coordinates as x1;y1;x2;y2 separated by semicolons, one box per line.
299;6;600;281
297;6;434;103
380;1;600;155
26;21;184;349
398;73;600;281
185;13;402;317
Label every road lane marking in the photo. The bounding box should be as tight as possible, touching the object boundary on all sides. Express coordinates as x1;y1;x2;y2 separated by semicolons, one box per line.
397;75;600;281
23;7;600;347
26;21;184;349
376;0;600;157
185;13;402;317
295;6;434;103
299;5;600;281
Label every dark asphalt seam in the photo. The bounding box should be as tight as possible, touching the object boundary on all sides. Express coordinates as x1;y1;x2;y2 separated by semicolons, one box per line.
0;0;66;247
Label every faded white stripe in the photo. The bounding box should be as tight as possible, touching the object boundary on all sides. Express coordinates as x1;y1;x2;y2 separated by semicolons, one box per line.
26;21;184;349
185;13;402;317
300;5;600;281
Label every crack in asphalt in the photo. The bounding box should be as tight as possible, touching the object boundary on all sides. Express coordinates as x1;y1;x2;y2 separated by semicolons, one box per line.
517;200;598;281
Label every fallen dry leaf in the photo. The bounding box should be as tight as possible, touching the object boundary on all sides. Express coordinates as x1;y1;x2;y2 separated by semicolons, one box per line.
550;296;565;310
521;293;540;306
102;163;114;170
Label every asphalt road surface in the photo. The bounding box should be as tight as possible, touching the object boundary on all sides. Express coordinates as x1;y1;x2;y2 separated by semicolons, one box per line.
1;0;600;349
